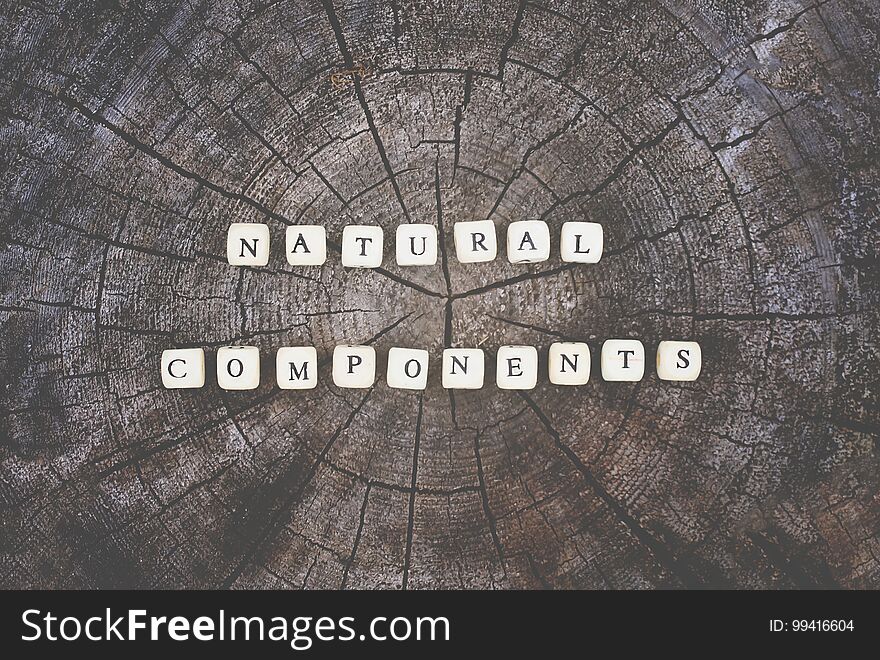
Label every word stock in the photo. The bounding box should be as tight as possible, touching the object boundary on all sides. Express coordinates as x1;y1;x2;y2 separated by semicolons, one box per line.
160;341;702;390
226;220;604;266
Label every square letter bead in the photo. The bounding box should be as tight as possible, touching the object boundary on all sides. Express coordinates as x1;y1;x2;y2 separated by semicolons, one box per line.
442;348;485;389
560;221;603;263
276;346;319;389
217;346;261;390
396;224;438;266
548;342;591;385
601;339;644;381
286;225;327;265
496;345;539;390
227;223;270;266
507;220;550;263
386;347;429;390
161;348;205;389
656;341;702;381
342;225;383;268
332;345;376;388
454;220;497;263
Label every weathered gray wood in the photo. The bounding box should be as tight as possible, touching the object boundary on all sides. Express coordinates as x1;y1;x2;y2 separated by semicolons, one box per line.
1;0;878;589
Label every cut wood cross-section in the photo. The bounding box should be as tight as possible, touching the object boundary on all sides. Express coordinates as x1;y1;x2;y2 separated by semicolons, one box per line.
0;0;878;588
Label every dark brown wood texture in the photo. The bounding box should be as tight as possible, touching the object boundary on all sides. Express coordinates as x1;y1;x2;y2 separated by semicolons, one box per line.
1;0;878;589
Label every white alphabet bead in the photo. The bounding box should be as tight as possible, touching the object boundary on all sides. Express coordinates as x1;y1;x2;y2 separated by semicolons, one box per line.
386;347;429;390
601;339;644;381
161;348;205;389
217;346;261;390
507;220;550;263
548;342;591;385
656;341;702;381
560;221;603;263
341;225;383;268
276;346;318;389
442;348;485;389
286;225;327;266
395;224;438;266
454;220;497;263
227;223;270;266
332;345;376;388
496;345;539;390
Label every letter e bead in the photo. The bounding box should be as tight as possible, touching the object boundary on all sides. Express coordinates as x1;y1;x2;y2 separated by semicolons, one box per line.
496;345;539;390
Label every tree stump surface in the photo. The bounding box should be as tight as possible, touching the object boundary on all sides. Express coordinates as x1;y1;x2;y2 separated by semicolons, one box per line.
1;0;878;589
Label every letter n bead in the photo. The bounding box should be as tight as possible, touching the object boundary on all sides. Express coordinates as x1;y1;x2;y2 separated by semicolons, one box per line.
656;341;702;381
227;223;270;266
548;342;590;385
442;348;485;389
161;348;206;389
386;347;429;390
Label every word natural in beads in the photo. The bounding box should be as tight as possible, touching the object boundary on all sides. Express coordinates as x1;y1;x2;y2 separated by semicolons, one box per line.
225;220;603;267
161;341;702;390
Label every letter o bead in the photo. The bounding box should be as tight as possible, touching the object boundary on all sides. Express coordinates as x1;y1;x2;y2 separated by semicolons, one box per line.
217;346;261;390
161;348;206;389
386;347;429;390
656;341;702;381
